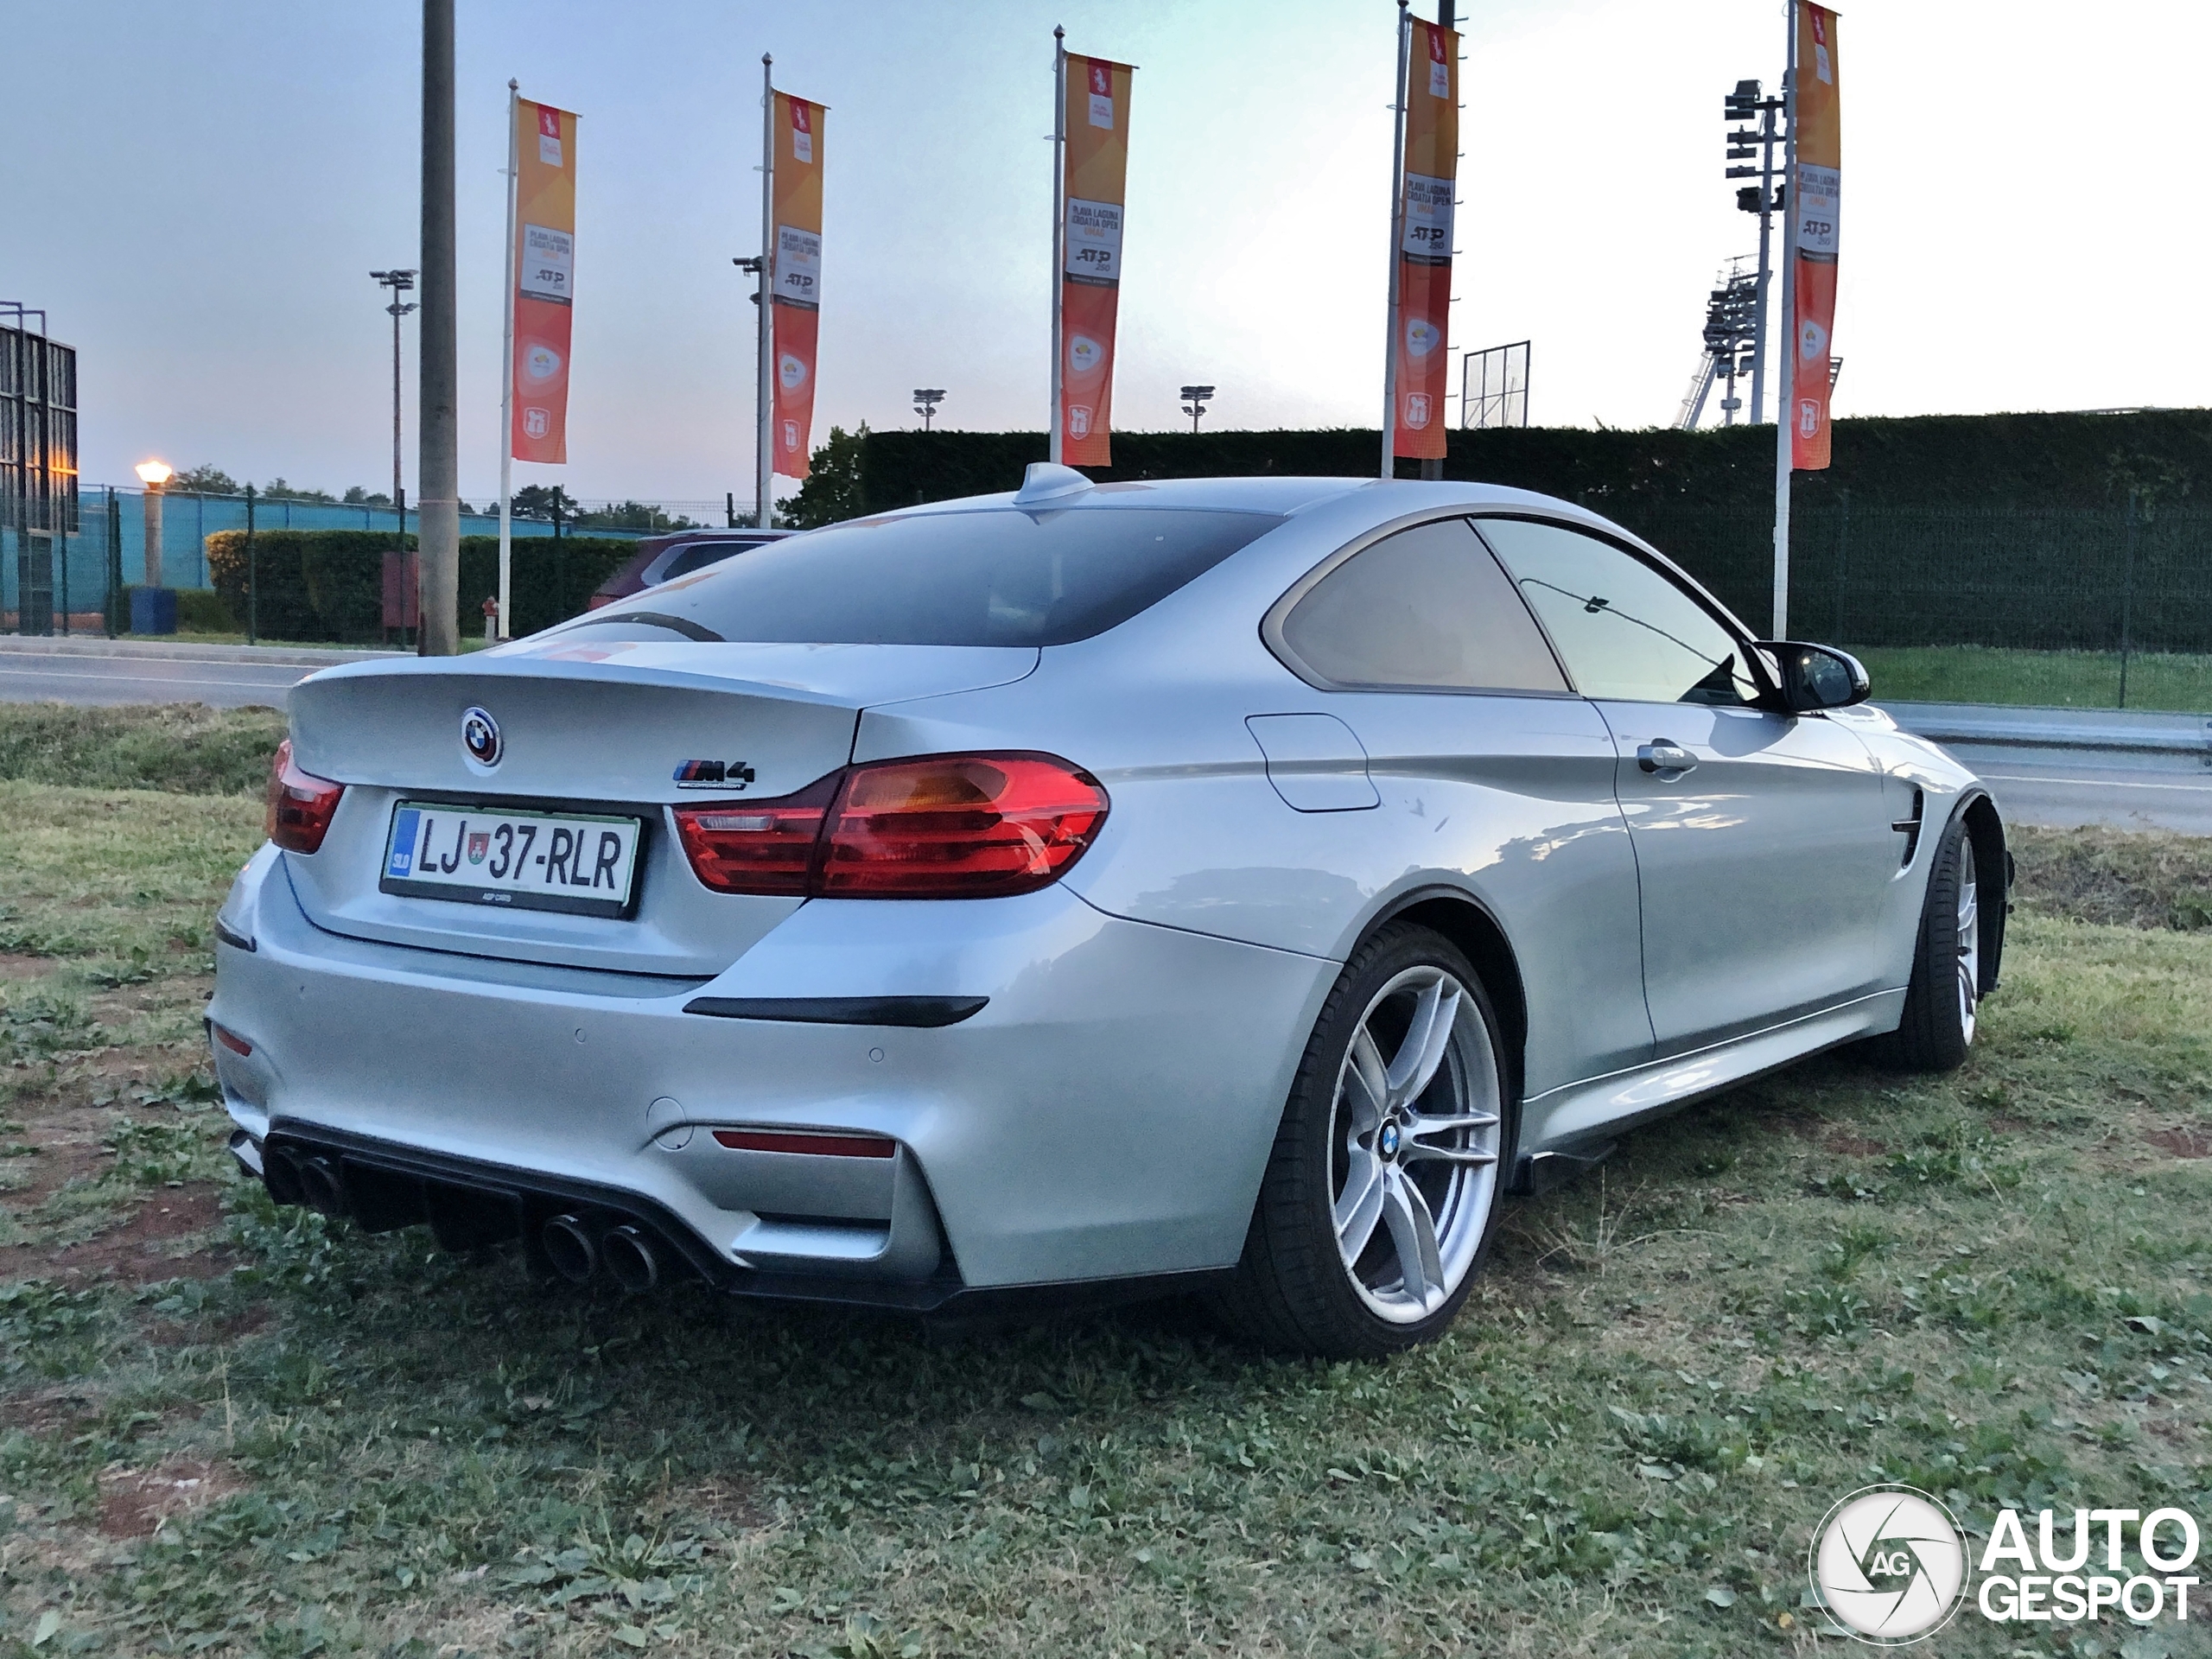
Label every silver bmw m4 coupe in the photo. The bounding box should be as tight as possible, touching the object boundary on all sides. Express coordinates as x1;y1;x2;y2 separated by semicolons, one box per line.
209;467;2006;1357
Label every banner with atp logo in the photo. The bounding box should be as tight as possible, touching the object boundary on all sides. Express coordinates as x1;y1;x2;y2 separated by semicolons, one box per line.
1790;3;1840;471
770;91;825;480
511;99;577;465
1058;53;1133;468
1392;19;1458;461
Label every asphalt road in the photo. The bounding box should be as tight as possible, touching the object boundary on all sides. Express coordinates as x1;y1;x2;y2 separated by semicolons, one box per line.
0;652;310;709
1949;751;2212;837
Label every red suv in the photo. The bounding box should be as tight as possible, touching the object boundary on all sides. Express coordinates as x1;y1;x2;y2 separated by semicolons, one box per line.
586;528;794;609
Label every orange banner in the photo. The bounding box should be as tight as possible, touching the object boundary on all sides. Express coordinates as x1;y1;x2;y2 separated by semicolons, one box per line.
1790;3;1840;471
511;99;577;465
1058;54;1133;468
1392;20;1458;460
770;91;824;480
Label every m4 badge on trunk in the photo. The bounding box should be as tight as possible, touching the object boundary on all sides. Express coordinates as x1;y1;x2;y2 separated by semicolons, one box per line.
673;760;756;791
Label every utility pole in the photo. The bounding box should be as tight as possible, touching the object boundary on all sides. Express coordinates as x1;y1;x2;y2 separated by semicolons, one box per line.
912;388;945;431
416;0;460;655
1179;385;1214;434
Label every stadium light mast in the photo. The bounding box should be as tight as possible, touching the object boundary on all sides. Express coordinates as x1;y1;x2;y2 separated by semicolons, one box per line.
1179;385;1215;435
1723;77;1785;423
912;388;945;431
370;270;418;525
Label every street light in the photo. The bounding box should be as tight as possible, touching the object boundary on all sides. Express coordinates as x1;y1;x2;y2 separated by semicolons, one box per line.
1179;385;1215;435
370;270;418;522
133;461;173;594
912;388;945;431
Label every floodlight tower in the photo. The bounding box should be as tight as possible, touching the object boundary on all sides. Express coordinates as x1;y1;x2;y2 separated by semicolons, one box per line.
370;270;418;521
1723;78;1785;423
1179;385;1215;435
912;388;945;431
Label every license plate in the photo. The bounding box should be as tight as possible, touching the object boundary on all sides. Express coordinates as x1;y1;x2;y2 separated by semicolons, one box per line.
379;802;644;918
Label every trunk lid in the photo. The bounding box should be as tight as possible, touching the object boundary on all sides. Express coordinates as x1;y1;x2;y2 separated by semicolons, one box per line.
281;641;1036;976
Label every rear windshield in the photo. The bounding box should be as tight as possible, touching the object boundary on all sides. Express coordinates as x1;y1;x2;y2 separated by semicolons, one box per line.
561;507;1283;647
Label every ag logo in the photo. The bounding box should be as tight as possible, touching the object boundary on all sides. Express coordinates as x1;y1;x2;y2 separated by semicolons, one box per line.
1405;317;1440;358
779;352;808;391
524;343;562;381
1810;1484;1968;1645
1067;334;1103;374
523;407;550;440
1404;392;1433;429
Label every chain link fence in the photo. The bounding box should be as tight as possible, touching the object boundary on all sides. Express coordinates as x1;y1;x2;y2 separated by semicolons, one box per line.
2;486;744;641
1607;496;2212;713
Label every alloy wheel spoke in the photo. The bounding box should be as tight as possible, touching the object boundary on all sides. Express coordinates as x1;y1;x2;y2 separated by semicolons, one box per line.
1334;1148;1387;1263
1404;1110;1497;1138
1343;1028;1388;1137
1380;1167;1446;1312
1401;1143;1498;1167
1384;977;1460;1110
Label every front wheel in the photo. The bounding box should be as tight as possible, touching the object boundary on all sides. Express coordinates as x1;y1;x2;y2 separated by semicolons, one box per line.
1883;816;1982;1071
1215;924;1515;1358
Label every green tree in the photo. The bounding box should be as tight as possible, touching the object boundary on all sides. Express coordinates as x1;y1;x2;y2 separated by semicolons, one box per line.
168;464;240;496
260;478;337;504
512;484;580;524
342;486;394;507
783;423;869;528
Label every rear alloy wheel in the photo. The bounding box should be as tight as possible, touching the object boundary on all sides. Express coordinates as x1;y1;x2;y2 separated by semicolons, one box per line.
1884;816;1982;1071
1217;925;1513;1357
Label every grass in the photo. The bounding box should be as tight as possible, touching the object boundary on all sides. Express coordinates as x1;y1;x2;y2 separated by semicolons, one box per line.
2;727;2210;1656
1851;643;2212;713
0;703;286;798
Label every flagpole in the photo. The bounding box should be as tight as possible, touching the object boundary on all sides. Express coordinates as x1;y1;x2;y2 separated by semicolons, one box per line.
1771;0;1799;639
1049;26;1067;466
753;55;776;529
496;79;518;639
1380;0;1411;480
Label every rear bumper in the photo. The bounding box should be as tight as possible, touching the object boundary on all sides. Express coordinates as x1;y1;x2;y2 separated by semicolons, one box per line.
208;846;1332;1297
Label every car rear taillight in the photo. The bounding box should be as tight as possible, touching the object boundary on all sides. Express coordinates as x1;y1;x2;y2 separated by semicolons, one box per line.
672;773;838;895
711;1128;896;1159
671;753;1108;900
820;754;1109;897
265;739;345;854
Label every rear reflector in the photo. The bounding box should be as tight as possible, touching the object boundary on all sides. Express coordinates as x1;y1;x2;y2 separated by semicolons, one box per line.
672;753;1108;900
265;739;346;855
211;1024;253;1057
711;1128;897;1159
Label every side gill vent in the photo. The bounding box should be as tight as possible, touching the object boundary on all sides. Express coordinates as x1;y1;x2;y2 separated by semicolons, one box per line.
1891;788;1924;868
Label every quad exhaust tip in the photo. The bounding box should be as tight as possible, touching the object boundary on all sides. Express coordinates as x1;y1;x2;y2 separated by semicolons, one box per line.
296;1155;346;1218
601;1225;660;1294
541;1215;598;1284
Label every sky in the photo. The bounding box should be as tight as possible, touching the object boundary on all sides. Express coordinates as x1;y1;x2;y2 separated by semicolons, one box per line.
10;0;2210;508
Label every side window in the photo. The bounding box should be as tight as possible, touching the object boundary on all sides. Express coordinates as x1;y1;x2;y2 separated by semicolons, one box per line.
1475;518;1761;706
1278;518;1567;693
660;540;755;582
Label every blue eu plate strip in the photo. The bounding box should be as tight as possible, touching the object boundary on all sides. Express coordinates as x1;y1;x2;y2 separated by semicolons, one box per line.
387;808;422;878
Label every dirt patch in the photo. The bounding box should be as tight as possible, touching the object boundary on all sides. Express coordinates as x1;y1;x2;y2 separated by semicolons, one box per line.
2012;825;2212;931
45;1184;232;1286
0;951;57;980
98;1457;246;1539
6;1388;100;1438
662;1473;772;1533
1823;1134;1887;1157
2147;1126;2212;1160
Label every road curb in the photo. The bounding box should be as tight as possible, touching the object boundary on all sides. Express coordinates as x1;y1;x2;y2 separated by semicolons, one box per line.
0;636;403;670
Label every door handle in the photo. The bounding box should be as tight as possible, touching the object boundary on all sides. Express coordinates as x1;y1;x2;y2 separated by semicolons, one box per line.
1637;741;1697;774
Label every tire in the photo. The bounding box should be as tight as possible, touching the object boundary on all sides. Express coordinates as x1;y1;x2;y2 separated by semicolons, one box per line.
1883;815;1982;1072
1214;923;1516;1358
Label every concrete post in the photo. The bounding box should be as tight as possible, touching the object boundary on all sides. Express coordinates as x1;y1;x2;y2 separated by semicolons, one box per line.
141;486;162;588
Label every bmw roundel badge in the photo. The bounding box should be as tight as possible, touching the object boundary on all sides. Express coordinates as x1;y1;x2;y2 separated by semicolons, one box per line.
461;706;503;769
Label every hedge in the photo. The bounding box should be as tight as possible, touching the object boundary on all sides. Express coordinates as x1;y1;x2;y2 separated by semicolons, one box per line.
204;531;638;643
850;408;2212;518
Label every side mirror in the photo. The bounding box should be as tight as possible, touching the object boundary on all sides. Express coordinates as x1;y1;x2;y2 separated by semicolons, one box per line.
1756;641;1870;712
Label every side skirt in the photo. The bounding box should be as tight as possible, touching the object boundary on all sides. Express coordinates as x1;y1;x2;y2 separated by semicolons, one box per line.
1521;988;1907;1155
